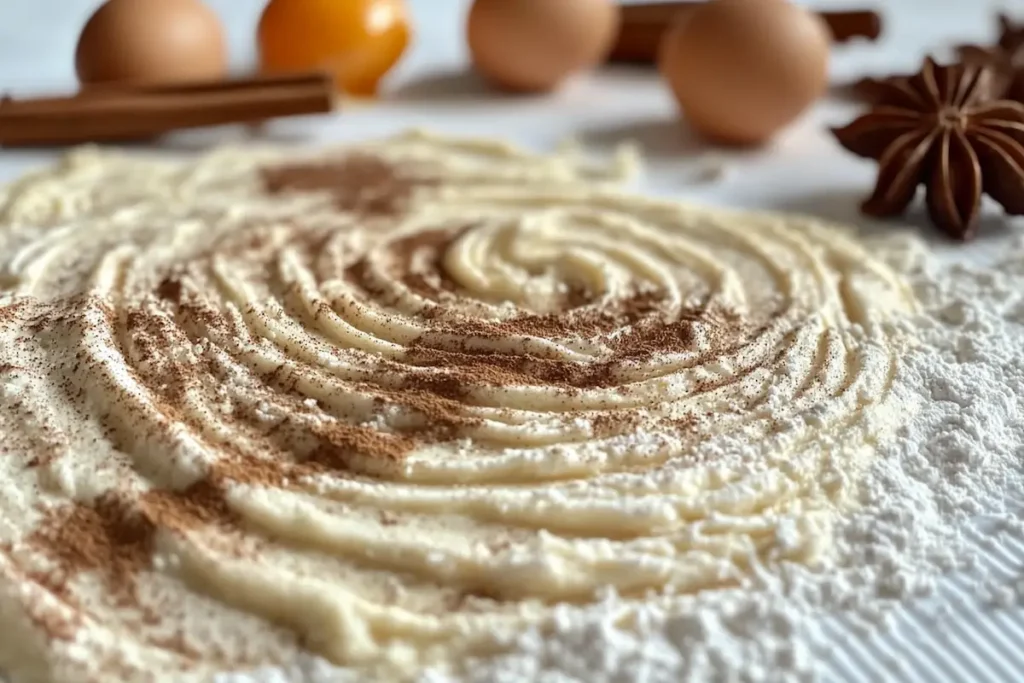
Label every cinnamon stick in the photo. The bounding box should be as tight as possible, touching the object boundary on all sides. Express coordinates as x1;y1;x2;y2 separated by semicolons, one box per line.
609;3;882;64
0;72;336;147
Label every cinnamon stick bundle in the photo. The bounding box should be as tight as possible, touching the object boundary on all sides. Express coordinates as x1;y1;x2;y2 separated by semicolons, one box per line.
609;2;882;64
0;72;336;147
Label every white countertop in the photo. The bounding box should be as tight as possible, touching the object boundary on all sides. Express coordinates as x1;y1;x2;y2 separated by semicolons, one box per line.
2;2;1024;682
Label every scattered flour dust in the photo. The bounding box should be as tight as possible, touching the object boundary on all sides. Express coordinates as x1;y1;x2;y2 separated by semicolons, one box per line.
220;232;1024;683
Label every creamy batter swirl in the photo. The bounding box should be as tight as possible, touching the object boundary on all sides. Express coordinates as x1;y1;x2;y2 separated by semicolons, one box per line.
0;132;916;682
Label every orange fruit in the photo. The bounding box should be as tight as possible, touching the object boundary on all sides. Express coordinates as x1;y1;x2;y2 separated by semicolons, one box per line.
258;0;411;96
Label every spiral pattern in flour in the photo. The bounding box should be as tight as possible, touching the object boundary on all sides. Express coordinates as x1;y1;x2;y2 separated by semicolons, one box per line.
0;133;916;681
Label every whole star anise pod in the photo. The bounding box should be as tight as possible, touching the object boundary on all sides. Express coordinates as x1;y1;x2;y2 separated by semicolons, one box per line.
850;68;1005;107
831;57;1024;240
847;74;912;105
958;14;1024;102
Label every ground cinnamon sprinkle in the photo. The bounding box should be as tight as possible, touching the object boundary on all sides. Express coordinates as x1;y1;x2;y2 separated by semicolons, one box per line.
261;153;439;218
16;479;244;663
29;495;154;600
385;227;467;300
0;298;31;323
399;298;746;392
308;421;417;469
20;485;217;614
155;276;183;304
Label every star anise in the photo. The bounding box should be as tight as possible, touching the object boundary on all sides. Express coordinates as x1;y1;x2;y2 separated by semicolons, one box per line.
957;14;1024;102
848;74;910;105
831;57;1024;240
851;69;1006;108
996;12;1024;51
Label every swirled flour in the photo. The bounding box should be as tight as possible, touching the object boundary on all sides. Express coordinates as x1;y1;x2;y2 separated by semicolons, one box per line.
1;133;1023;683
413;238;1024;683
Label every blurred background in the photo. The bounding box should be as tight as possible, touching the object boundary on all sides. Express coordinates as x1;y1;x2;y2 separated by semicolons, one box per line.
0;0;1016;92
1;0;1023;243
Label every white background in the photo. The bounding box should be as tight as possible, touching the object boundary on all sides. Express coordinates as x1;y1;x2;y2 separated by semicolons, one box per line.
2;1;1024;681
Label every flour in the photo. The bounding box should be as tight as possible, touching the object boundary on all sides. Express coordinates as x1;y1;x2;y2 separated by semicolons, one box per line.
405;237;1024;683
215;235;1024;683
5;134;1024;683
227;238;1024;683
0;133;923;683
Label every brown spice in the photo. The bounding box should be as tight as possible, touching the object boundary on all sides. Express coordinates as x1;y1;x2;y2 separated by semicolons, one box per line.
23;480;231;607
385;227;466;299
29;494;153;600
423;289;666;341
155;276;183;304
403;325;724;391
399;370;470;402
261;153;438;218
16;477;245;659
0;298;32;323
831;57;1024;240
307;421;416;470
398;296;744;393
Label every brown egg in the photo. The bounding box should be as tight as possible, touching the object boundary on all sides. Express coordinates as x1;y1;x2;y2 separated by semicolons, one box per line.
467;0;620;93
658;0;830;146
75;0;228;86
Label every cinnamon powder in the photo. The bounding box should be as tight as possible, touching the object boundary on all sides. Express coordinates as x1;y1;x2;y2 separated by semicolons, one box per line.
261;154;438;218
